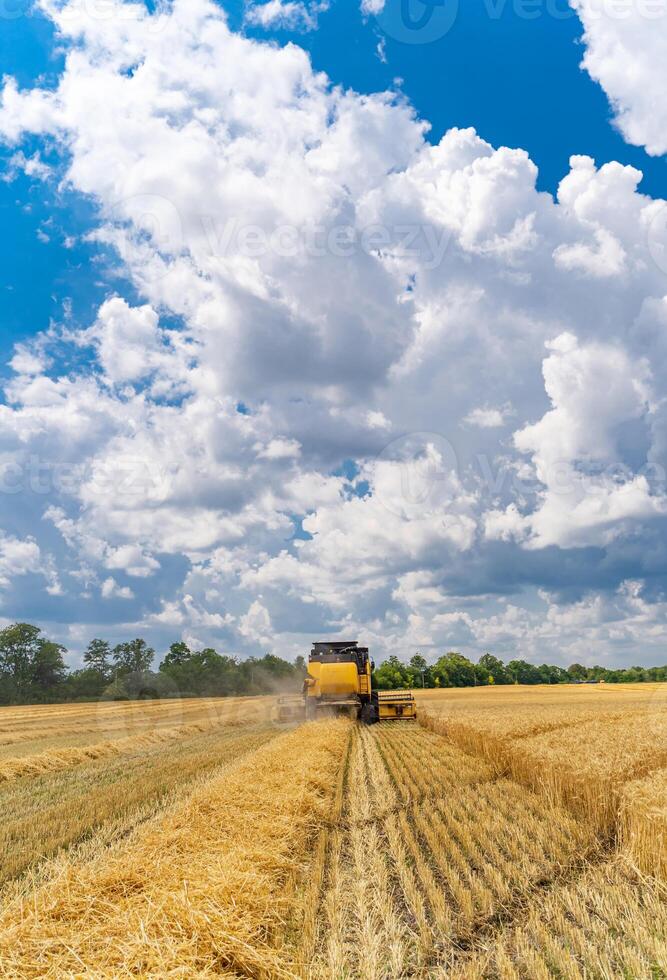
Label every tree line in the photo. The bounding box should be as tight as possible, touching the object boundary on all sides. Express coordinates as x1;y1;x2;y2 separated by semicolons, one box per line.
373;652;667;689
0;623;307;704
0;622;665;705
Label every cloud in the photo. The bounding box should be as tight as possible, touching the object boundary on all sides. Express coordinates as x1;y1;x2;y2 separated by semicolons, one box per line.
571;0;667;156
101;577;134;600
0;534;42;589
83;299;171;386
486;333;665;549
1;0;667;663
0;77;57;143
104;544;160;578
9;344;50;377
3;151;51;182
463;406;512;429
238;599;273;645
245;0;329;31
255;438;302;460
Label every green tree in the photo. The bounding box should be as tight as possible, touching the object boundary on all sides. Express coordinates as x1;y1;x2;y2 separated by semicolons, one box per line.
161;641;191;668
0;623;67;702
32;641;67;691
373;655;411;690
538;663;568;684
255;653;298;681
83;638;112;678
197;650;240;695
235;653;302;695
0;623;41;697
64;668;109;701
161;648;242;697
408;653;431;688
431;665;450;688
435;652;476;687
112;638;155;675
567;663;588;681
507;659;542;684
477;653;509;685
621;666;646;683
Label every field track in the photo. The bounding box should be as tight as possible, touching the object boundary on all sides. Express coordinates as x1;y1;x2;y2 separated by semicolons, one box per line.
0;687;664;977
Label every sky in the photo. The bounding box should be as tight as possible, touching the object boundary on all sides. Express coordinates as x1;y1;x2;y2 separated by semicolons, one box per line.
1;0;667;669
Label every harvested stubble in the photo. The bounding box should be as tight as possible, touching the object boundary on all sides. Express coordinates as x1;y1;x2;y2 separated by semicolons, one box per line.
0;694;263;721
307;723;595;979
408;779;596;938
7;684;666;977
0;715;258;784
307;724;421;980
372;721;492;811
621;768;667;880
446;861;667;979
0;718;351;978
0;723;276;885
0;699;203;734
0;695;273;748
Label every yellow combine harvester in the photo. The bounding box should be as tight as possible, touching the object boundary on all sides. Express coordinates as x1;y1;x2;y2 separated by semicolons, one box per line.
276;640;416;724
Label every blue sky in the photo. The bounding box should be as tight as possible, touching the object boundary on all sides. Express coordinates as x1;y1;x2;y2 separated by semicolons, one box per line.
2;0;667;666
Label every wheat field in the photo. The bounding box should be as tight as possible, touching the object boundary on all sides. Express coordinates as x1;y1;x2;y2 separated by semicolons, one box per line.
0;687;665;977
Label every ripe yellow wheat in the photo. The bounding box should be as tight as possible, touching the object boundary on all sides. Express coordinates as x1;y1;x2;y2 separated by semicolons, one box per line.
0;719;349;978
620;768;667;880
508;712;667;833
419;683;667;838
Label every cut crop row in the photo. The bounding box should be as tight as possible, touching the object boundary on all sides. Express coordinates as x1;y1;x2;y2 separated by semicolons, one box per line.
0;719;350;978
447;861;667;979
0;723;277;885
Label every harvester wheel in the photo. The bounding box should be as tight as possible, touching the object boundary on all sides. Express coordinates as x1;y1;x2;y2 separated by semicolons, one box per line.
361;703;378;725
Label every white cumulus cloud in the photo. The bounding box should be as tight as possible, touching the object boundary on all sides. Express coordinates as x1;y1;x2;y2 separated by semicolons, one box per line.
571;0;667;156
0;0;667;663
